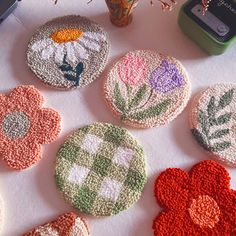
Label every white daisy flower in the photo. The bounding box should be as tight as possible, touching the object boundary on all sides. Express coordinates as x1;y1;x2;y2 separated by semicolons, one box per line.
31;28;106;65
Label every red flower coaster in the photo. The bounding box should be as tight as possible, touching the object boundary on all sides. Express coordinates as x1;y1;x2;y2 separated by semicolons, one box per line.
23;212;89;236
0;85;61;170
153;160;236;236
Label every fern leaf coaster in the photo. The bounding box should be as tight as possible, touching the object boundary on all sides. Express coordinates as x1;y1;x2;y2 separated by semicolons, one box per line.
55;123;147;216
190;84;236;166
104;50;191;128
27;15;110;90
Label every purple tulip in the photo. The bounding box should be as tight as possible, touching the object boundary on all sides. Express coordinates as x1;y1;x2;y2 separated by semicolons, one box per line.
149;60;185;93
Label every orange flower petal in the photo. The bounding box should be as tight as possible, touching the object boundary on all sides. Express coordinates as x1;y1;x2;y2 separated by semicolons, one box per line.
155;168;189;210
153;211;186;236
8;85;44;112
32;108;61;144
0;94;7;116
0;141;41;170
189;160;230;199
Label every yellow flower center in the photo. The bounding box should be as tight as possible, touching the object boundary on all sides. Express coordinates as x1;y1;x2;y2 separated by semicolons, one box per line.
188;195;220;229
50;28;83;43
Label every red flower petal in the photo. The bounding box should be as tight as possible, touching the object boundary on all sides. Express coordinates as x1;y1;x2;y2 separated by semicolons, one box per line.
8;85;44;112
32;108;61;144
155;168;189;210
0;141;41;170
189;160;230;199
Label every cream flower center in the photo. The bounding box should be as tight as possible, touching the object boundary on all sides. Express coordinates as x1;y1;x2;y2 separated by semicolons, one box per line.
3;111;30;139
50;28;83;43
188;195;220;229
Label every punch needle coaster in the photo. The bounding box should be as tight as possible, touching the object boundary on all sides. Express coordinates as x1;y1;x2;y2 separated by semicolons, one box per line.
55;123;147;216
190;84;236;166
104;50;191;128
27;15;110;90
153;160;236;236
0;85;61;170
23;212;89;236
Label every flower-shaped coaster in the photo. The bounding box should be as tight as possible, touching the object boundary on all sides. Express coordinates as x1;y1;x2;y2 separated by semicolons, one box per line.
55;123;147;216
104;50;191;128
23;212;89;236
27;15;110;90
190;84;236;166
153;160;236;235
0;85;61;170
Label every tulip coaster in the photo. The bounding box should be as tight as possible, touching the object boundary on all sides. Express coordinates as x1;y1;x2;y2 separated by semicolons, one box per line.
0;85;61;170
27;15;110;90
153;160;236;236
23;212;89;236
190;84;236;167
55;123;147;216
104;50;191;128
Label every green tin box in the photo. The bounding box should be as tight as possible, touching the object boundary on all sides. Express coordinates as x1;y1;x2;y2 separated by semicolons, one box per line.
178;0;236;55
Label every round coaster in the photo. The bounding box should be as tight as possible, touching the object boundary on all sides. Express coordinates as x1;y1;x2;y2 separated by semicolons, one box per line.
23;212;89;236
0;85;61;170
104;50;191;128
27;15;110;90
55;123;147;216
153;160;236;235
190;84;236;167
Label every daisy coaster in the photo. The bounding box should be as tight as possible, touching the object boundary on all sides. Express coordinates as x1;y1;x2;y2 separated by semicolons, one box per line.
153;160;236;236
0;85;61;170
190;84;236;167
104;50;191;128
27;15;110;90
55;123;147;216
23;212;89;236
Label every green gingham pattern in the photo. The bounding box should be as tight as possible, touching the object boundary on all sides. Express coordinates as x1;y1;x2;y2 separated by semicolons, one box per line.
55;123;147;216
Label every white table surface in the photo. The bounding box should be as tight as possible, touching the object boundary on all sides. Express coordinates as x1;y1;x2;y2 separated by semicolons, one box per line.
0;1;236;235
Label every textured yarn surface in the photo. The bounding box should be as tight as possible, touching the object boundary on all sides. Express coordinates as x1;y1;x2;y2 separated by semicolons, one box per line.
23;212;89;236
0;85;61;170
55;123;147;216
153;160;236;236
27;15;110;90
104;50;191;128
189;84;236;167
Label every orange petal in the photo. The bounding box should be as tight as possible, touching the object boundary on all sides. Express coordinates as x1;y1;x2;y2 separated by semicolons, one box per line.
155;168;189;210
189;160;230;199
32;108;61;144
8;86;44;112
0;141;41;170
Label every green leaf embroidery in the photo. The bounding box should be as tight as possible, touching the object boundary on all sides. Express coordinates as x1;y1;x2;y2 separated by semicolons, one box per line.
209;129;230;140
193;89;234;153
216;112;232;125
64;74;76;81
129;99;171;120
211;141;231;152
114;83;126;113
128;84;147;109
207;96;216;117
58;54;84;87
191;129;211;151
76;62;84;75
218;89;234;109
198;110;209;135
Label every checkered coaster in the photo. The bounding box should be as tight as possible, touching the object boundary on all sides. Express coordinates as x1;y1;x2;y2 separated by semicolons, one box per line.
55;123;147;216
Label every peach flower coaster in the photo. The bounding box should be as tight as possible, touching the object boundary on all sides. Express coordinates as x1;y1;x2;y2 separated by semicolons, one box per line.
0;85;61;170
